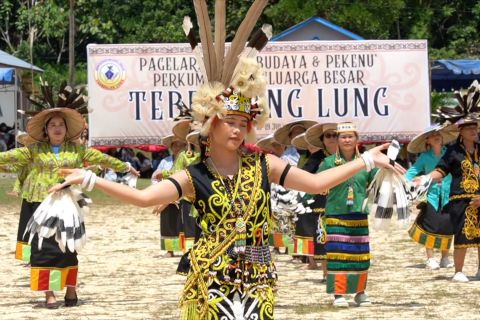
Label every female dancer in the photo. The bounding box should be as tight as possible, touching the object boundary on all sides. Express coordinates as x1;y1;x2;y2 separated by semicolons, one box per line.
427;119;480;282
317;122;377;307
0;105;138;307
405;125;456;270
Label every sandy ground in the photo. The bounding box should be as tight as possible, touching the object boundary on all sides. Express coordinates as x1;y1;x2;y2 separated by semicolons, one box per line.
1;202;480;320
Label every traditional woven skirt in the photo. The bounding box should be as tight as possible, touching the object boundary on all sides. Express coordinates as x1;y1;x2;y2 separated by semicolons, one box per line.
444;199;480;248
292;195;327;259
325;213;370;295
269;231;292;250
293;212;317;257
293;212;326;259
27;202;78;291
160;203;182;252
408;202;453;250
15;200;33;261
179;200;201;252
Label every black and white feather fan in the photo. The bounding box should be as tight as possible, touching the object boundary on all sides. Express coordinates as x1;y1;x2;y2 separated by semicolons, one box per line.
24;187;91;253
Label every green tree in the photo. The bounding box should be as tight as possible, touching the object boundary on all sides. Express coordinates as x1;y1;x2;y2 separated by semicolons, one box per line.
264;0;406;39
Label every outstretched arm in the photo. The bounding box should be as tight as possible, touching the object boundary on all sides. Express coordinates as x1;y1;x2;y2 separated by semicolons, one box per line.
50;169;193;208
268;143;405;194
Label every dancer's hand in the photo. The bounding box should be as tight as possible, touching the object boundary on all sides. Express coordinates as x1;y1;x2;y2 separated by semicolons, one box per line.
6;191;18;197
49;168;86;193
470;195;480;208
152;171;163;181
411;175;428;187
367;143;406;175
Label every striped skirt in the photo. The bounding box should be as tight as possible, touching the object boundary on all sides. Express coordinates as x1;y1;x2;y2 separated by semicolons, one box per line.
269;232;292;250
408;202;453;250
325;213;370;295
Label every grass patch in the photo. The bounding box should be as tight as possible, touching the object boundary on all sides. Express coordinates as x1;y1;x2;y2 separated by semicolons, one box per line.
0;177;153;207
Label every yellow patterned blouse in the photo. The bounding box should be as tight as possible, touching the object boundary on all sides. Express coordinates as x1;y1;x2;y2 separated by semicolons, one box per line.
0;141;129;202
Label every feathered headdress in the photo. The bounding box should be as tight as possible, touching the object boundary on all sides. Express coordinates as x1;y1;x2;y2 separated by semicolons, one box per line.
433;80;480;125
27;78;89;114
186;0;272;137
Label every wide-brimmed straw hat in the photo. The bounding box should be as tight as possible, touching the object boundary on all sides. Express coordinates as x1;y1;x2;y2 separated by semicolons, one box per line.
255;134;276;150
162;134;185;150
407;124;458;154
273;120;317;146
291;133;310;150
27;107;86;142
305;123;337;148
172;119;191;142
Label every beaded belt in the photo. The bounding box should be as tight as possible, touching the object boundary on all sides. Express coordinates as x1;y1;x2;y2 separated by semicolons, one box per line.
228;245;272;264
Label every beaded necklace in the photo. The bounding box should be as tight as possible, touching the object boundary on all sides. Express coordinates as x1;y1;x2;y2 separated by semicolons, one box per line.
207;157;247;255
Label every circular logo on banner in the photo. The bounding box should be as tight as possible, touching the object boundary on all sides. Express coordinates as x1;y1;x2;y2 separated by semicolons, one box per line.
94;59;126;90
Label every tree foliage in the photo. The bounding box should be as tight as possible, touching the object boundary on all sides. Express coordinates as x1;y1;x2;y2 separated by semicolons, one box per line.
0;0;479;87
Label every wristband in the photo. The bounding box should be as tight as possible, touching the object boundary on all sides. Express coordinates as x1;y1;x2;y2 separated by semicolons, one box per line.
86;172;97;192
82;170;92;189
361;151;375;172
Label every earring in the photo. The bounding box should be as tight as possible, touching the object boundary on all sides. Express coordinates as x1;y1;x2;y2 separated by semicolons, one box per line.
334;147;343;166
204;137;211;157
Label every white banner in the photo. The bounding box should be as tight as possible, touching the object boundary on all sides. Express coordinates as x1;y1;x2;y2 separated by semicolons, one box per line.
87;40;430;146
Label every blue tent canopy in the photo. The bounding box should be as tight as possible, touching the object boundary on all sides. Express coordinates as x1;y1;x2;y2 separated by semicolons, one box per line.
431;59;480;91
0;68;15;84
